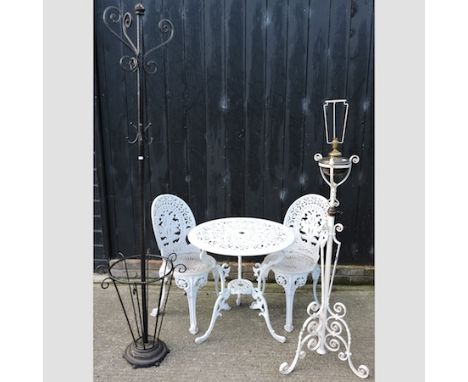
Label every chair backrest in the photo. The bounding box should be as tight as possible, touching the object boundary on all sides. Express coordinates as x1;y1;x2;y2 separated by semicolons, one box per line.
151;194;196;257
283;194;329;257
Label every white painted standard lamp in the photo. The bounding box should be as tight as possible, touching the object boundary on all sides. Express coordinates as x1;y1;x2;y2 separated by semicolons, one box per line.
279;99;370;379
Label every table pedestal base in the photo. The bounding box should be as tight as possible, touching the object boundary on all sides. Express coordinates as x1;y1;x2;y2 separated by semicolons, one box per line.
194;277;286;344
279;301;369;379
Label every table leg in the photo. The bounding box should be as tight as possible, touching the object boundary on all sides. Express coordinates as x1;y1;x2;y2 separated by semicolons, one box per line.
236;256;242;306
251;287;286;343
194;288;231;344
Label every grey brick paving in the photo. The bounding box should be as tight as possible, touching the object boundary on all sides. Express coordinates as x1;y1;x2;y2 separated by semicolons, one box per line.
94;282;374;382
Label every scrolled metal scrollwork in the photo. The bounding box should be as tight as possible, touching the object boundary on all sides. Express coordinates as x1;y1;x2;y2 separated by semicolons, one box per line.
103;5;174;76
120;56;138;72
304;320;323;353
166;252;187;274
144;19;174;59
100;277;112;290
279;302;323;375
127;122;154;144
143;19;174;74
121;12;138;53
174;262;187;274
158;18;174;34
126;122;139;144
350;154;360;164
306;300;321;316
334;223;344;233
280;300;369;378
103;7;137;55
144;60;158;74
167;252;178;263
328;302;347;317
323;303;370;379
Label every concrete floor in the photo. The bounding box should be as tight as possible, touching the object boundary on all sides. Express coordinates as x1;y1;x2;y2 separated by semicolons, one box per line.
94;282;374;382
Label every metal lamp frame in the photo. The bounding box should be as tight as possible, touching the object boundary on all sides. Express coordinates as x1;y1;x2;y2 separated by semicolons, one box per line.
279;99;370;379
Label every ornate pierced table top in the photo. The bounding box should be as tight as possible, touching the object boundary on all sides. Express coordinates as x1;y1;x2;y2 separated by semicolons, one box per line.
188;217;294;257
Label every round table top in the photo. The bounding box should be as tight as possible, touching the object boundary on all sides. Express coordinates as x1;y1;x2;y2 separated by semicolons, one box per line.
188;217;294;257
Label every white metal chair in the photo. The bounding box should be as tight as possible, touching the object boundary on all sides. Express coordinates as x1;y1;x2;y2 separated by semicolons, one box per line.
253;194;329;332
150;194;221;335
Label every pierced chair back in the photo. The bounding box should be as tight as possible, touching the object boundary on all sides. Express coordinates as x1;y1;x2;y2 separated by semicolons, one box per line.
283;194;329;259
151;194;197;258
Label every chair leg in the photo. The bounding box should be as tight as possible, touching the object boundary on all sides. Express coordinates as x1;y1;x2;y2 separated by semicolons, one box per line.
311;265;321;304
275;273;308;332
175;274;208;335
284;277;298;333
186;286;199;335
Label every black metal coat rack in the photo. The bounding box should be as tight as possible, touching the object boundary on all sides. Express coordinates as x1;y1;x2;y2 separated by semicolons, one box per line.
100;3;177;368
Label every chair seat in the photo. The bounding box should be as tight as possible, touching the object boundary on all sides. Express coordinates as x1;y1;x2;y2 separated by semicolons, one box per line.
172;252;216;275
266;248;319;275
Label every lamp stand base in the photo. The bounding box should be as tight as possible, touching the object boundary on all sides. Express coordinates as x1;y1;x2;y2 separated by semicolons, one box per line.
123;338;169;368
279;301;369;379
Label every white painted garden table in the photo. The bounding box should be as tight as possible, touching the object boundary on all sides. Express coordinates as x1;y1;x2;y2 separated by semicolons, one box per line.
188;217;294;344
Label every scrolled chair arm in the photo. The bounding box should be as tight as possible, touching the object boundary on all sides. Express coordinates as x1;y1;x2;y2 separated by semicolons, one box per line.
254;261;272;281
253;262;262;279
253;251;285;290
217;262;230;276
199;249;216;268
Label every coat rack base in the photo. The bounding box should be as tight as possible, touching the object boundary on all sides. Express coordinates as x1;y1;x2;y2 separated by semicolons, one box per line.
123;338;169;368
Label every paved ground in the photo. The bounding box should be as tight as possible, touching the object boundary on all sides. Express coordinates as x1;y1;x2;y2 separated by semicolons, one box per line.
94;282;374;382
